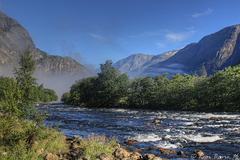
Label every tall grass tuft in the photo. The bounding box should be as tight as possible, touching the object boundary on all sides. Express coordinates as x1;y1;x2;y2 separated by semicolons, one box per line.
0;114;68;160
80;133;118;159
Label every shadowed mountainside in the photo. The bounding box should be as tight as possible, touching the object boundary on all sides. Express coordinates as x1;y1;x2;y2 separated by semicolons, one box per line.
144;24;240;76
115;25;240;77
0;12;92;98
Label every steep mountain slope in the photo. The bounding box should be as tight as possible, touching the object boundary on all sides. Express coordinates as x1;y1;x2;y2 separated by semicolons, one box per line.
0;12;92;98
113;50;178;77
0;11;91;76
143;24;240;76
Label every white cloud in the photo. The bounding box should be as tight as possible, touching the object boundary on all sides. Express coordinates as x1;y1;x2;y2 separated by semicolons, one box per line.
156;42;165;48
166;30;195;42
192;8;213;18
166;33;186;41
89;33;107;41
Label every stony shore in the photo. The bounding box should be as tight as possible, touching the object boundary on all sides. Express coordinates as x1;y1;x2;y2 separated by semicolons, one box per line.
44;135;207;160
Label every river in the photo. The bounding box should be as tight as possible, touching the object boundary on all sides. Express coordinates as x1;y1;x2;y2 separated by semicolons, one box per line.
41;103;240;159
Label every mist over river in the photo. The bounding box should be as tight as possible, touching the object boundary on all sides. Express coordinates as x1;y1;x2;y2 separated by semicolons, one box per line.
42;103;240;159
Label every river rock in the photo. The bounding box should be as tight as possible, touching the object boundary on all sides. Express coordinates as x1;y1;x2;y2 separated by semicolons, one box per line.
154;124;161;127
158;148;176;155
144;123;151;125
152;120;162;123
130;152;142;159
148;146;158;150
113;144;121;150
124;139;138;144
193;150;206;158
73;135;83;141
99;153;113;160
143;154;155;160
44;153;59;160
113;148;130;158
177;151;185;156
169;150;176;154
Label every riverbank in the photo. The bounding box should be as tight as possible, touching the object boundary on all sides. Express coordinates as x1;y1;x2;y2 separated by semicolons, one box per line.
45;134;209;160
0;115;206;160
42;104;240;159
0;112;209;160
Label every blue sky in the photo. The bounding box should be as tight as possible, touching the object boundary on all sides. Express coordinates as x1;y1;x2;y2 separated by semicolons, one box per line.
0;0;240;68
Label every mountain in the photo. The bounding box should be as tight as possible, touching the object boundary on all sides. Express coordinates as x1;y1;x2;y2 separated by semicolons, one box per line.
0;12;90;76
144;24;240;76
113;50;178;77
116;24;240;77
0;12;92;98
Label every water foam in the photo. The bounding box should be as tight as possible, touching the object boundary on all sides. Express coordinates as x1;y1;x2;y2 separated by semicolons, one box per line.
131;133;162;142
184;134;222;142
155;141;181;149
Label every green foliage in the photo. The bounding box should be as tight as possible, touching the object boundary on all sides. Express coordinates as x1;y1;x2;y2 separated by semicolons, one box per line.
0;115;68;160
13;48;37;118
63;60;129;107
0;49;58;123
96;60;129;107
64;61;240;112
80;133;118;159
61;92;71;104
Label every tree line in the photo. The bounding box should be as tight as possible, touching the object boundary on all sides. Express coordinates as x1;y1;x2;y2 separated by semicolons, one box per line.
62;60;240;112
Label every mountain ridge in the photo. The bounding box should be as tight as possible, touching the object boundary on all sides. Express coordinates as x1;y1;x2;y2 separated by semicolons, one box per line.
115;24;240;77
113;50;178;77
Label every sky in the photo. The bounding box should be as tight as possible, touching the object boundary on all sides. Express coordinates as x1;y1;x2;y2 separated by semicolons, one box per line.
0;0;240;68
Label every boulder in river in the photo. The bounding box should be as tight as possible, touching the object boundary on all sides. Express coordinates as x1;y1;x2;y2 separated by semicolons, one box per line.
177;151;185;156
193;150;206;159
152;120;162;123
124;139;138;144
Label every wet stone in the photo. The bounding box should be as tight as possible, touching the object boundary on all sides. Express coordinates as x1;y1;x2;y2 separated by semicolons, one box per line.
143;153;155;160
124;139;138;144
113;148;130;158
177;151;185;156
99;153;113;160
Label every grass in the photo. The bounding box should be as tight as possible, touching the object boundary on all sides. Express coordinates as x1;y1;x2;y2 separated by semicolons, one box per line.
0;114;68;160
79;133;119;159
0;113;120;160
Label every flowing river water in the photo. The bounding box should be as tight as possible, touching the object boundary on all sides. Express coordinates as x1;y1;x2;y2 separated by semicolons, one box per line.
42;103;240;159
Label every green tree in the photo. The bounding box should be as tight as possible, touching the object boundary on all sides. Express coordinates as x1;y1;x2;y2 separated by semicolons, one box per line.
13;48;37;118
0;77;21;115
152;73;170;109
66;60;129;107
61;92;71;104
96;60;129;107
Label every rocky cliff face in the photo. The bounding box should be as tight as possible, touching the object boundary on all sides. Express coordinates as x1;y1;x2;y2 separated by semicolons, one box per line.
113;50;178;77
0;12;91;77
141;24;240;76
